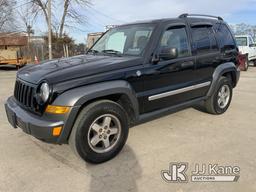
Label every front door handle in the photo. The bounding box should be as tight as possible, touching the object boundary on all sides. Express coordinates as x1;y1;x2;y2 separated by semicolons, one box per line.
180;61;194;68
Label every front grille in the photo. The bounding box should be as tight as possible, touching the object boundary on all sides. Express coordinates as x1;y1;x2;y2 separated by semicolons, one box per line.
14;80;35;109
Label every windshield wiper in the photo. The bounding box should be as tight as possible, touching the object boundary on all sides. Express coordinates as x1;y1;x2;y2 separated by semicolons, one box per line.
101;49;122;56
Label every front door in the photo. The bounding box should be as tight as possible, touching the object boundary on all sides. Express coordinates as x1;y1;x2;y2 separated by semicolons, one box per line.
140;23;203;113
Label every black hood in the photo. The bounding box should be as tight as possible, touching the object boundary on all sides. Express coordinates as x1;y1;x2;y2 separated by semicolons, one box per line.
18;54;142;85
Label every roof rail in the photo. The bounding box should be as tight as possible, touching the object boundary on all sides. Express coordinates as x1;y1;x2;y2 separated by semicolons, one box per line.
179;13;223;21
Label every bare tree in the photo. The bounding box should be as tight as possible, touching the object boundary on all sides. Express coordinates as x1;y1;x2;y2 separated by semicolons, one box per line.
59;0;91;37
17;3;39;59
31;0;90;38
59;0;70;38
31;0;49;24
0;0;17;32
17;3;38;31
27;0;90;59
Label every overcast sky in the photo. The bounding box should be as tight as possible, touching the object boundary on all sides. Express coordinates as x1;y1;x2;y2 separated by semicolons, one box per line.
36;0;256;43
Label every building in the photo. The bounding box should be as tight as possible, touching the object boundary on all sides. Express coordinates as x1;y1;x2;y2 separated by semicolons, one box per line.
0;32;28;50
86;32;104;50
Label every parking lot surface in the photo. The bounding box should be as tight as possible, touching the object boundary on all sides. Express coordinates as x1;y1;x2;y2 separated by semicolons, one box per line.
0;66;256;192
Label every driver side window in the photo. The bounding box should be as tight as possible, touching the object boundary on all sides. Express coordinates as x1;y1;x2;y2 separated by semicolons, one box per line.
159;27;191;60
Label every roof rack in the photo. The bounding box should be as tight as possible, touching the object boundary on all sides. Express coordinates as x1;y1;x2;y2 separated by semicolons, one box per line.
179;13;223;21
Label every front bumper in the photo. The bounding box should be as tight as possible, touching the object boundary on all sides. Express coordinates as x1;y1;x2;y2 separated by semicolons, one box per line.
5;96;64;143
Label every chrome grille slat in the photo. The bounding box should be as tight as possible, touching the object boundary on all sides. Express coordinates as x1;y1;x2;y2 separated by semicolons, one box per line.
14;80;35;109
27;87;31;107
14;81;18;98
24;86;28;106
17;82;21;101
20;84;25;104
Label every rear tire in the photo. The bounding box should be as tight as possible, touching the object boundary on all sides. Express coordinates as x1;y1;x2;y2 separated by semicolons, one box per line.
244;56;249;71
204;76;233;114
69;100;129;164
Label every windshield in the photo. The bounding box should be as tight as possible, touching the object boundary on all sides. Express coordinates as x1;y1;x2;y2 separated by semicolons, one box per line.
235;37;247;46
89;24;155;56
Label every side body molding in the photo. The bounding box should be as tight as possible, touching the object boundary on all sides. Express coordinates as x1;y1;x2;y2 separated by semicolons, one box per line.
207;62;240;97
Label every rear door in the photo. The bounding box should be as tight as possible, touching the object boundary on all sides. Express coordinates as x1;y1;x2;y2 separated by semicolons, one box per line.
189;22;221;97
214;23;238;64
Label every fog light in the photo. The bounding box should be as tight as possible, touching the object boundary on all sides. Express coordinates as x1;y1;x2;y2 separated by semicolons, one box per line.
53;126;62;136
46;105;70;114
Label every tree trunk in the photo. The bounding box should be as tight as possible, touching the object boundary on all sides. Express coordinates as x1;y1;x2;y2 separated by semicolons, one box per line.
33;0;49;24
59;0;70;38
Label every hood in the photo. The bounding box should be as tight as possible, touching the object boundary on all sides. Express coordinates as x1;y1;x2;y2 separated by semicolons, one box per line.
18;54;142;84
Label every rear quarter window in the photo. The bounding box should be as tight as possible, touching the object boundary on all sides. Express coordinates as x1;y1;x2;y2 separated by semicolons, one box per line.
214;24;236;50
191;26;218;54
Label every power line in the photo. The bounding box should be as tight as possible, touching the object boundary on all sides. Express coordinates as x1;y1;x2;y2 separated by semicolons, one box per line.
84;9;110;26
1;0;34;16
85;4;126;24
13;0;34;10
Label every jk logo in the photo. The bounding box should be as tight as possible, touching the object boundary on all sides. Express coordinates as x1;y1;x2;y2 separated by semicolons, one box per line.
161;163;188;183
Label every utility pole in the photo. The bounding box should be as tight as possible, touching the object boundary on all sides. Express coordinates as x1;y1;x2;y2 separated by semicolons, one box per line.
48;0;53;60
26;25;34;61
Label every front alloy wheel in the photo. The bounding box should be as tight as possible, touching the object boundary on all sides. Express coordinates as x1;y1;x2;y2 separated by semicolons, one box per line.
69;100;129;164
88;114;121;153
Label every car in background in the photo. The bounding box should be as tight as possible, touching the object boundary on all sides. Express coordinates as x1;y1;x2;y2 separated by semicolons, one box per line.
235;35;256;70
237;52;248;71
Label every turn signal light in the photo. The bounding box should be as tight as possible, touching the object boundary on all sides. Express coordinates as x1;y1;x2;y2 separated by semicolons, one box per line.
45;105;70;114
53;126;62;136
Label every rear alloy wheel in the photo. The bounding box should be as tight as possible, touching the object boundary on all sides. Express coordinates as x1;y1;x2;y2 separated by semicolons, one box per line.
244;56;249;71
69;100;129;164
204;76;233;114
217;85;231;109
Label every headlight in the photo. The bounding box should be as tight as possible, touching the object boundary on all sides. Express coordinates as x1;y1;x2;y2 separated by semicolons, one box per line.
39;82;50;102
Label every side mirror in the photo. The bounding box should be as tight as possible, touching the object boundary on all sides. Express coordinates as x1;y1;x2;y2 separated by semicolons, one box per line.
159;47;178;61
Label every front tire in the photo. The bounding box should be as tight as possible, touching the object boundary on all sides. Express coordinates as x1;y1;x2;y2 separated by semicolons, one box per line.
69;100;129;164
204;76;233;114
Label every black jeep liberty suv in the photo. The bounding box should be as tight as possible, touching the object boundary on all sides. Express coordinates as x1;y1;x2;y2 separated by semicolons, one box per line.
5;14;240;163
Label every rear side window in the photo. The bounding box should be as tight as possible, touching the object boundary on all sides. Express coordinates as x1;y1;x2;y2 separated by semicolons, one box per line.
191;26;218;54
214;24;236;50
